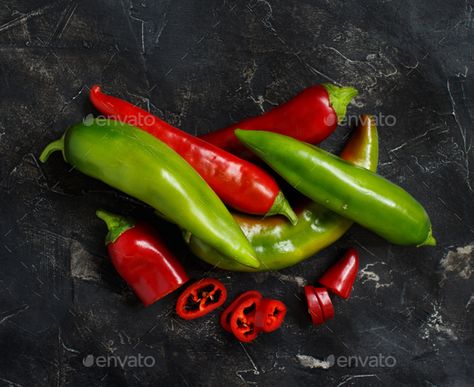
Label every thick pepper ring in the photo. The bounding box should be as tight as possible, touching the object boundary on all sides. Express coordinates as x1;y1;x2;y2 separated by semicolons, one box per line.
254;298;287;332
304;286;324;325
176;279;227;320
220;291;262;332
229;295;262;343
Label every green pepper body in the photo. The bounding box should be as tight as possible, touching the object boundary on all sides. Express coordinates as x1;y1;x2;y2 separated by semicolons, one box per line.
235;127;435;247
187;116;379;271
40;119;259;268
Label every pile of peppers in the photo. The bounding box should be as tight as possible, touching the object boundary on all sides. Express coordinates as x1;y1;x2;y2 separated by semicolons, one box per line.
39;83;436;342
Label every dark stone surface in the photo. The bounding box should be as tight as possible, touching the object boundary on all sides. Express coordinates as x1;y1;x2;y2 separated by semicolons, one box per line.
0;0;473;385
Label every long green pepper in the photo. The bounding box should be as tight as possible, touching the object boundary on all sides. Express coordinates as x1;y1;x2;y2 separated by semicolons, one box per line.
40;118;260;268
235;128;435;247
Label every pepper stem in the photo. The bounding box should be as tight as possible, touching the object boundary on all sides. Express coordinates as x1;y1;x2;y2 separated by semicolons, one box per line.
323;83;358;124
267;191;298;225
39;137;65;163
96;209;135;245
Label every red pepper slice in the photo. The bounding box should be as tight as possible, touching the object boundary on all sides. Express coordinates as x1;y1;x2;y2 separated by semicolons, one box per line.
319;248;359;299
254;298;287;333
176;279;227;320
96;209;189;307
229;295;262;343
314;287;335;321
304;286;324;325
220;290;262;332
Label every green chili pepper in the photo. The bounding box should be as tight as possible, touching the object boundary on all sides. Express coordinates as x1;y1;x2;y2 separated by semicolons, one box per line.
235;126;436;247
39;118;260;269
186;115;379;271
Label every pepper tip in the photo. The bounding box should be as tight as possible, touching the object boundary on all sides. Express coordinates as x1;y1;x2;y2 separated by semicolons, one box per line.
418;228;436;247
90;84;101;96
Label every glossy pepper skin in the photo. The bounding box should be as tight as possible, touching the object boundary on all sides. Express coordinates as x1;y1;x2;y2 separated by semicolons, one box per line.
39;119;260;269
235;129;436;247
229;295;261;343
176;279;227;320
90;86;296;224
319;248;359;299
254;298;287;333
314;287;335;321
96;209;188;306
304;286;324;325
199;84;357;156
186;115;379;271
220;291;262;332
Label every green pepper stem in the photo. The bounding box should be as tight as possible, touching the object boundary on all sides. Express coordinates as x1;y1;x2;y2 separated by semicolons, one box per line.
96;209;135;245
267;191;298;225
39;137;65;163
323;83;358;123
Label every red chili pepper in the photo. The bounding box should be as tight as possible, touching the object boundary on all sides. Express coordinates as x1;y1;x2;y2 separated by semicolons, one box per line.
96;209;189;307
304;286;324;325
314;287;335;321
199;84;357;156
220;290;262;332
176;278;227;320
254;298;287;333
319;248;359;299
229;295;262;343
90;86;297;224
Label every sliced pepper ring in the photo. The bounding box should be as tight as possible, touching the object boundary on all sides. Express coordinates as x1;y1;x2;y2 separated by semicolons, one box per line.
304;286;324;325
254;298;287;333
314;287;335;321
229;296;262;343
176;278;227;320
220;290;262;332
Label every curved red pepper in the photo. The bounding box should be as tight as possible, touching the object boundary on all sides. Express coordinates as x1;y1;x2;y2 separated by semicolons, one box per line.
319;248;359;299
314;287;335;321
304;286;324;325
199;84;357;156
96;210;189;307
220;290;262;332
176;278;227;320
254;298;287;333
90;86;296;223
229;295;262;343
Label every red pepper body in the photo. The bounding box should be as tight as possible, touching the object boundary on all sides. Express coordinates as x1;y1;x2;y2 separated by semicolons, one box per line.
229;295;262;343
314;287;335;321
304;286;324;325
199;85;337;156
176;279;227;320
90;86;296;222
319;248;359;299
220;290;262;332
97;210;189;307
254;298;287;333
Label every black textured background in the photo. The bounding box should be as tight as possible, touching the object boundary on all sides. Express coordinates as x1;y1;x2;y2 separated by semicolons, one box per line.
0;1;473;386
